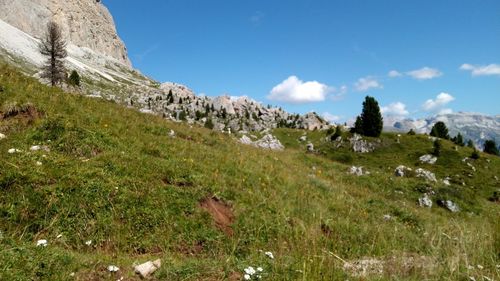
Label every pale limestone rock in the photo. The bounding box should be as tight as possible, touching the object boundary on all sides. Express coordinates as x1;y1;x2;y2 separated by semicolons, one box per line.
0;0;131;66
134;259;161;278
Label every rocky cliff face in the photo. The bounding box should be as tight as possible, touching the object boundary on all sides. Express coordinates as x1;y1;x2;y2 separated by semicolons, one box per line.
0;0;131;67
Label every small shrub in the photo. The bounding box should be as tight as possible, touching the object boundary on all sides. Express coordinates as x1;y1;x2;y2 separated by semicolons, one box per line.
470;149;480;160
432;140;441;156
407;129;416;135
68;70;81;87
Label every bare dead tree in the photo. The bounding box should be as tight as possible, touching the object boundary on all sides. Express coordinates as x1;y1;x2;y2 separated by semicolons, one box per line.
39;21;67;86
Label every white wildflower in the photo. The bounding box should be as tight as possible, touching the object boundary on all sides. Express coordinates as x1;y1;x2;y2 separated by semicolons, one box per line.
8;148;20;154
0;133;6;140
244;274;251;280
36;239;48;247
36;161;43;166
85;240;92;246
244;266;256;275
264;251;274;259
107;265;119;272
257;267;263;272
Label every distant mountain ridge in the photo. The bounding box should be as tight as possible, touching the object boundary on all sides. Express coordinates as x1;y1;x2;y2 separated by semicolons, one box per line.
384;112;500;148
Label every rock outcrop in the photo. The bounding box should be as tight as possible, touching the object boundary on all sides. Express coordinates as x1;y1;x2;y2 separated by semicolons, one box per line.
0;0;131;66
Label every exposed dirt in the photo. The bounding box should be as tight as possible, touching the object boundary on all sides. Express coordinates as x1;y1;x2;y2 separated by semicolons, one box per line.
199;196;235;236
1;103;43;123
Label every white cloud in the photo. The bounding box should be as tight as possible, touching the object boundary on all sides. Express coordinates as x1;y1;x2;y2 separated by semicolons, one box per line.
322;112;342;123
406;67;443;80
354;76;383;92
388;70;403;78
381;102;409;116
422;92;455;113
460;63;500;76
267;76;330;104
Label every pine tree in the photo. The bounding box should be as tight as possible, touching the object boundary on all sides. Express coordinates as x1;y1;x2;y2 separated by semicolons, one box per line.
483;140;499;156
430;122;450;139
467;140;475;148
360;96;383;137
204;118;214;129
39;21;67;86
407;129;416;135
352;116;363;135
452;133;464;146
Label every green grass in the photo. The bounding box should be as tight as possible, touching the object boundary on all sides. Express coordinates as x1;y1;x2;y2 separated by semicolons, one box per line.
0;64;499;280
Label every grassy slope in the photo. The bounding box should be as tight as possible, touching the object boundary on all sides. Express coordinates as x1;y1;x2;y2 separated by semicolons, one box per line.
0;64;499;281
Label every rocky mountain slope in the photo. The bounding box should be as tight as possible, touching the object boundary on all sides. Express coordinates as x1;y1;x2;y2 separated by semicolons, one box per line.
0;0;328;133
0;0;130;66
384;113;500;148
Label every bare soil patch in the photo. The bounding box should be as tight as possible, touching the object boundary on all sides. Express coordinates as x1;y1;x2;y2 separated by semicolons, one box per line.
199;196;234;236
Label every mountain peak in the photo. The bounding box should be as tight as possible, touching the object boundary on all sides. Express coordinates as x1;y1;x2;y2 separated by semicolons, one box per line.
0;0;131;67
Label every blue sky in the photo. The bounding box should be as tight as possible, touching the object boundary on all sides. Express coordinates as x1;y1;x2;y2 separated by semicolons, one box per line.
104;0;500;123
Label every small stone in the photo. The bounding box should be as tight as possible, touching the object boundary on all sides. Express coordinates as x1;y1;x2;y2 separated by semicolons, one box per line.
107;265;119;272
419;154;437;164
443;178;451;186
395;165;411;177
85;240;92;246
416;168;437;182
168;129;175;137
349;166;365;176
306;143;314;152
383;214;392;221
8;148;20;154
30;145;41;151
438;200;460;213
299;135;307;142
476;264;483;270
264;251;274;259
0;133;6;140
36;161;42;166
418;194;433;208
36;239;48;247
134;259;161;278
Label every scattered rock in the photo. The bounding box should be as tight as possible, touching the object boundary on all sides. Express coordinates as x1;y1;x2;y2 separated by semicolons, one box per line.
415;168;437;182
255;134;284;150
438;200;459;213
239;135;253;145
349;134;374;153
36;239;48;247
0;133;6;140
134;259;161;278
343;254;435;278
299;135;307;142
7;148;21;154
442;178;451;186
466;162;476;172
35;161;42;166
383;214;393;221
107;265;120;272
419;154;437;164
240;134;284;150
349;166;368;176
306;143;314;152
418;194;433;208
395;165;412;177
168;129;176;137
264;251;274;259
